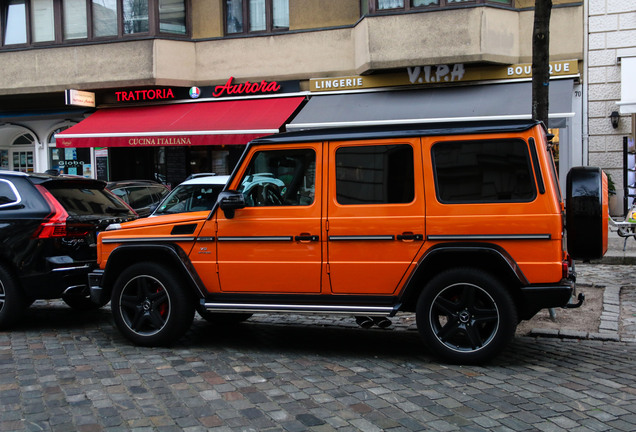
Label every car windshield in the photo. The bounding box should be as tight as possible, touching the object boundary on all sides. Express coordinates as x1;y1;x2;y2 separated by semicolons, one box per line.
154;184;225;215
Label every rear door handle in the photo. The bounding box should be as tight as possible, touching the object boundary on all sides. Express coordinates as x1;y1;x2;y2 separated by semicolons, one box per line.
397;233;423;241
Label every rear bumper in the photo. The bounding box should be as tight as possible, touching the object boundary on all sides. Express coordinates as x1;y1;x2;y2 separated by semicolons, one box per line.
88;270;106;304
518;279;577;320
21;260;94;299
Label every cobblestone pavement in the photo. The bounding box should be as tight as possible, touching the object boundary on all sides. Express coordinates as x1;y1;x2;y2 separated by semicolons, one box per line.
1;264;635;431
576;264;636;342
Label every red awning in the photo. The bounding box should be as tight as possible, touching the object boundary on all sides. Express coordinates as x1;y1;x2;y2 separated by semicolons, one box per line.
55;97;305;148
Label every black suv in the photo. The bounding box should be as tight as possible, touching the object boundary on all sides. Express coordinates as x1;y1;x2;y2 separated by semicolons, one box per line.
0;171;137;328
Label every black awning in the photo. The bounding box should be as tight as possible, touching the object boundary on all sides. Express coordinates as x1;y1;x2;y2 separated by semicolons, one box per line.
289;79;574;130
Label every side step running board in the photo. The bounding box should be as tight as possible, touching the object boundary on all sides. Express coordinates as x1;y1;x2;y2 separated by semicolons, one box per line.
203;302;400;316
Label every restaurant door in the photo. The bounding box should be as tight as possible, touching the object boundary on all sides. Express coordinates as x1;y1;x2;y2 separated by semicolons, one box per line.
109;147;155;181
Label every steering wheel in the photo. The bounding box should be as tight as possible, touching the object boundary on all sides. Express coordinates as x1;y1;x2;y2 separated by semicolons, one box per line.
262;184;283;206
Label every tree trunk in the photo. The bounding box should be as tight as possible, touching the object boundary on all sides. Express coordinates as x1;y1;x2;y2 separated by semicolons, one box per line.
532;0;552;127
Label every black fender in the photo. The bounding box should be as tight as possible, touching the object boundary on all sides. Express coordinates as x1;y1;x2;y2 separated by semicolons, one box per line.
100;243;207;301
398;242;528;313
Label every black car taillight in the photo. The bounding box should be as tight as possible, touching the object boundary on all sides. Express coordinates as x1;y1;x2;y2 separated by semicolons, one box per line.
33;185;88;238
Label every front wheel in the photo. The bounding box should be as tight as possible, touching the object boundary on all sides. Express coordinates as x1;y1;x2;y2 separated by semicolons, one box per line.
111;262;195;346
416;268;517;364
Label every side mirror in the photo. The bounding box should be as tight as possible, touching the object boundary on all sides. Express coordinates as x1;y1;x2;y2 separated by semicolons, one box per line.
218;190;246;219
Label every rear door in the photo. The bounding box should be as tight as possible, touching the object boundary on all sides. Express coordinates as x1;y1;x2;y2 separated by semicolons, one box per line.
326;138;425;295
215;144;322;293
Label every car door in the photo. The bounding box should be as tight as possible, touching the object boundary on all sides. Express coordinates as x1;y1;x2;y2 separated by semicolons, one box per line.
215;144;322;293
326;138;425;295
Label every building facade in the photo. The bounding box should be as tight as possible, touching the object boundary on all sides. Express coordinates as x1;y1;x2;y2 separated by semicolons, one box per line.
1;0;584;190
587;0;636;215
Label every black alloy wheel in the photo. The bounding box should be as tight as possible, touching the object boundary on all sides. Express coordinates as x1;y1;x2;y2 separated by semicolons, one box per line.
112;262;195;346
416;268;517;364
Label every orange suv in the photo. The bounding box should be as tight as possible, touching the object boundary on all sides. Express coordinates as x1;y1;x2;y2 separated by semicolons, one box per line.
89;120;607;363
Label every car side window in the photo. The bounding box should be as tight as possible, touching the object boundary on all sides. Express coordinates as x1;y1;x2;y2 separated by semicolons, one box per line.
0;179;20;208
238;149;316;207
335;144;414;205
432;139;537;203
111;188;129;204
128;187;154;209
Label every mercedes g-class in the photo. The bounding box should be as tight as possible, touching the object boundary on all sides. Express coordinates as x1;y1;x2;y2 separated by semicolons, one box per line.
88;120;607;363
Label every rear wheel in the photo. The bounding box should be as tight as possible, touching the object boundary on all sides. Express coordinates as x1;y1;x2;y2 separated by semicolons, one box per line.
111;262;195;346
416;268;517;364
0;264;27;329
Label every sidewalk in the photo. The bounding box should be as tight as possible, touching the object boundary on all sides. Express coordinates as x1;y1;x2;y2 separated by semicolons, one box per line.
532;226;636;343
592;224;636;265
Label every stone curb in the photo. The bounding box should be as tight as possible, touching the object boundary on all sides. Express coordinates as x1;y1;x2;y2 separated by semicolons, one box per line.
528;286;623;342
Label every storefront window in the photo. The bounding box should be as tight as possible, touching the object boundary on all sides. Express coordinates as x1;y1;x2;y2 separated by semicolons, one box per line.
0;150;8;170
49;127;92;177
11;133;35;173
548;128;560;170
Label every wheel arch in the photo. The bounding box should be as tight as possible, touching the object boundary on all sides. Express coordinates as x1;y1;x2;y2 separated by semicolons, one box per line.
101;243;206;301
399;243;527;313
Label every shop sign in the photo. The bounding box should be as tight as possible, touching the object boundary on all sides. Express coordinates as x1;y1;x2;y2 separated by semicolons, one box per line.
101;80;296;105
128;137;193;146
65;89;96;107
115;88;175;102
212;77;281;97
310;60;579;92
58;160;84;168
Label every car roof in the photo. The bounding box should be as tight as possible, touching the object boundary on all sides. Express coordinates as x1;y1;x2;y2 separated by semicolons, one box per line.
0;171;107;187
107;180;166;188
251;119;544;145
178;175;230;186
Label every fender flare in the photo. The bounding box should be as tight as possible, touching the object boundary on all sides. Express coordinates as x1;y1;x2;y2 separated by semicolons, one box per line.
398;242;528;312
101;243;207;300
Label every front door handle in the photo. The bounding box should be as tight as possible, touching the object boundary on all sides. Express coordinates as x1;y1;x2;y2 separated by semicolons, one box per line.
295;234;319;242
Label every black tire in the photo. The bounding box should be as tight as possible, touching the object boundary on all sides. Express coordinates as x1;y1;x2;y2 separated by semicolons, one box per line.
0;264;27;329
416;268;517;364
111;262;195;346
566;166;608;260
195;306;253;324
